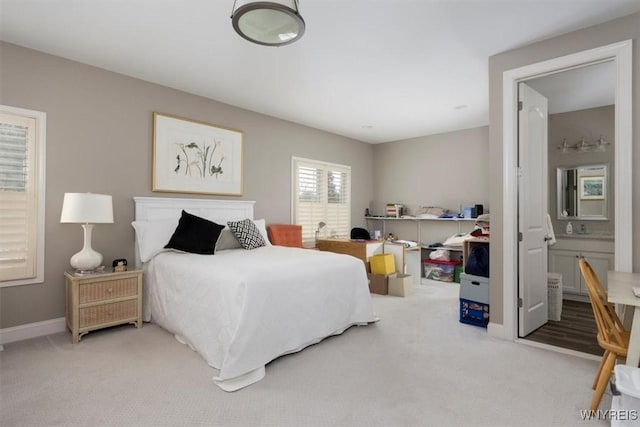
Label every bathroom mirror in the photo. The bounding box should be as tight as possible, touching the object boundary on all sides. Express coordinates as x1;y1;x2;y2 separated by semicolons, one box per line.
557;164;608;220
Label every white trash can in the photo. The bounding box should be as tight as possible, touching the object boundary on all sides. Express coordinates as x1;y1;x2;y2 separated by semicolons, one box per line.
612;365;640;426
547;273;563;321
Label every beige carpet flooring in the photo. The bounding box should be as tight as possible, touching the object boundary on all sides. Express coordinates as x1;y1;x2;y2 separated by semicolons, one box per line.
1;281;608;427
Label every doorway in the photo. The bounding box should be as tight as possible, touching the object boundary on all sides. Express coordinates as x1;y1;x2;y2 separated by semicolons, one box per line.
518;61;615;353
495;40;633;343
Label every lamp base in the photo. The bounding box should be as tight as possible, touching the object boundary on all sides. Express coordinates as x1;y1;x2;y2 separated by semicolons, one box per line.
69;224;104;272
72;266;106;276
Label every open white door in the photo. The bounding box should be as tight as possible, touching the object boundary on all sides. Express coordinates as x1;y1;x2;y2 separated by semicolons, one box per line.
518;83;549;337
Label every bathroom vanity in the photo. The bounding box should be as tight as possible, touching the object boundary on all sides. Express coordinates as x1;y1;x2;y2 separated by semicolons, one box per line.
550;162;614;301
548;234;614;301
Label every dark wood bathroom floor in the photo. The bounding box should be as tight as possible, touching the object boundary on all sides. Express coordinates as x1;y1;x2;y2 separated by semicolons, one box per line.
524;299;602;356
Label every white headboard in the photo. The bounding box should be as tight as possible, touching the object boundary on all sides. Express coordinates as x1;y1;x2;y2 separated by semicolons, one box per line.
134;197;255;223
133;197;255;265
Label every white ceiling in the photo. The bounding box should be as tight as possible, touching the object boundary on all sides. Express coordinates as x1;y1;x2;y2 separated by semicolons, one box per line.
1;0;639;143
526;61;616;114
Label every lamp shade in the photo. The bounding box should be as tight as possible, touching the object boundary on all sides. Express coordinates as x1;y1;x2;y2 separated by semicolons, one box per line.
60;193;113;224
231;0;305;46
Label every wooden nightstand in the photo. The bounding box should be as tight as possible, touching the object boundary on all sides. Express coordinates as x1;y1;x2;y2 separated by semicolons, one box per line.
65;269;143;343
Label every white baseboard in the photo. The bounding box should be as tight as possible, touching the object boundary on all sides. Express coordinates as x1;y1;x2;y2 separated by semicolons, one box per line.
487;321;510;340
515;338;601;362
0;317;66;346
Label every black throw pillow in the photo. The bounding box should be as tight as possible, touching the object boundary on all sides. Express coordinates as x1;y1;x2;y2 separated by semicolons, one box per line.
165;210;224;255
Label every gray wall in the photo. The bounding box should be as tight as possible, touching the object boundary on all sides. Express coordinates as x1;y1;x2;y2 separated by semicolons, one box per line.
371;127;489;245
488;12;640;324
0;42;374;329
548;106;615;235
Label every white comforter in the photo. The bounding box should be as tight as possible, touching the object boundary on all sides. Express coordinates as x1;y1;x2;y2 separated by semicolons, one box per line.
143;245;377;391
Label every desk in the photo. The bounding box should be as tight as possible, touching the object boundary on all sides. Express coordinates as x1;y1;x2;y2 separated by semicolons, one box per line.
607;271;640;366
316;239;383;265
383;242;421;285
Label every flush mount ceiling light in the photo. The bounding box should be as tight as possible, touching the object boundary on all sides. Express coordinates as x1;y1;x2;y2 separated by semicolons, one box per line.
231;0;305;47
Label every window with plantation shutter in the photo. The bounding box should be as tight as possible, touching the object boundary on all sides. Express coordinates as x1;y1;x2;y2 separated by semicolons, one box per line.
292;157;351;247
0;106;46;286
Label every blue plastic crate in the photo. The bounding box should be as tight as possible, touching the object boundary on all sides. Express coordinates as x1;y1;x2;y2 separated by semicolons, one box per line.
460;298;490;328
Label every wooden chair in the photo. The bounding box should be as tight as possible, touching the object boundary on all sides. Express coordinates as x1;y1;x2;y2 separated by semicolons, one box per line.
266;224;302;248
578;257;630;411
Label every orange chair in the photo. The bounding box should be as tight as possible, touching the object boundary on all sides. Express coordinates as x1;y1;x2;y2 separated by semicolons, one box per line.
578;257;630;411
267;224;303;248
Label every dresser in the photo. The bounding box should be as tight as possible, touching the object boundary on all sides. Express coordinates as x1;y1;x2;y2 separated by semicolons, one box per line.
65;269;143;343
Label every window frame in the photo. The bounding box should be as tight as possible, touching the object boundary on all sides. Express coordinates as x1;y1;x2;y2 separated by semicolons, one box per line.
0;105;46;287
291;156;351;247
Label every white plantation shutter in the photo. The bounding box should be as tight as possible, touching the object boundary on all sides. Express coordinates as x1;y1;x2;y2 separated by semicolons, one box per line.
0;107;45;285
292;157;351;247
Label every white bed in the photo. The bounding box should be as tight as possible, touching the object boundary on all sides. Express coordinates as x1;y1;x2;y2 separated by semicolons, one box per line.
133;197;377;391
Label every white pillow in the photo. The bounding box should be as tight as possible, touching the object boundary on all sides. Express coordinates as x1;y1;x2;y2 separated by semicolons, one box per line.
215;228;242;251
131;219;178;263
252;218;272;246
215;219;271;251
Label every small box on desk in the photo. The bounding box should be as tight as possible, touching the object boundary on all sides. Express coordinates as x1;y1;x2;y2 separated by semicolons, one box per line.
370;253;396;275
388;274;413;297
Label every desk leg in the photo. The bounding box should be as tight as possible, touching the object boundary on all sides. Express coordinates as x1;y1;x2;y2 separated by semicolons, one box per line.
619;303;634;331
625;306;640;367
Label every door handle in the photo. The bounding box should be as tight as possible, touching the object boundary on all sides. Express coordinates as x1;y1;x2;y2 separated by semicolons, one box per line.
544;237;552;242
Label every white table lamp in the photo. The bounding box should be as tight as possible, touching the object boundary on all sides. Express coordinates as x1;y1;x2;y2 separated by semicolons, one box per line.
60;193;113;273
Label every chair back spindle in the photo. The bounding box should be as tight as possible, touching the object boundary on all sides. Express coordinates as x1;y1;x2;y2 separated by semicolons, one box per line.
579;258;626;351
578;257;629;411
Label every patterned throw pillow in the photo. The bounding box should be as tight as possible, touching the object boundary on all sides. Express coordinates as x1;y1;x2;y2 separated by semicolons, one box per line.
227;219;266;250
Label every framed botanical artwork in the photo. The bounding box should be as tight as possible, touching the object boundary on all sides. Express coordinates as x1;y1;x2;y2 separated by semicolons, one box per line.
580;176;605;200
152;112;243;195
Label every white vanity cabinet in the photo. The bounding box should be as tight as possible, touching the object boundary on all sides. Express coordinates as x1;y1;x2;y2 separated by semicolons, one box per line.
548;237;614;299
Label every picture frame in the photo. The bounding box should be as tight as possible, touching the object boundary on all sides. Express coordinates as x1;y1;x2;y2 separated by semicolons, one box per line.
580;176;605;200
152;112;243;196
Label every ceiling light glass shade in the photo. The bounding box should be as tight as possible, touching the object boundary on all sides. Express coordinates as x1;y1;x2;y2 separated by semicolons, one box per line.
231;0;305;46
595;135;610;152
558;138;569;153
576;138;590;152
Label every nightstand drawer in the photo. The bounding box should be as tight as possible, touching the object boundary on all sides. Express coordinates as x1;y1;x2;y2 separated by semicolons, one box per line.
79;277;138;303
79;299;138;328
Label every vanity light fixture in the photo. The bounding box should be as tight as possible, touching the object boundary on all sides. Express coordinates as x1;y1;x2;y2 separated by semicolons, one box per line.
230;0;305;47
557;135;610;153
